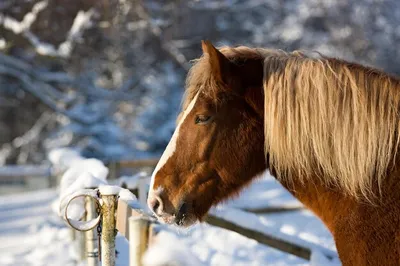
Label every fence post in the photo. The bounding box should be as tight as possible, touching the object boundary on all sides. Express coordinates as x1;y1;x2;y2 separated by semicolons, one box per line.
138;178;148;207
101;194;117;266
148;223;159;247
85;196;99;266
129;217;150;266
77;204;86;262
78;230;86;261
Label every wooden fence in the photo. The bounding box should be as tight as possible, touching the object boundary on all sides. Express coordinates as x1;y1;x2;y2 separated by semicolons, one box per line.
4;157;338;265
65;176;336;265
0;164;54;187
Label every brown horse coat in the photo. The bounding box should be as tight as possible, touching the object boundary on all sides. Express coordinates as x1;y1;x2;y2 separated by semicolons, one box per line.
149;41;400;265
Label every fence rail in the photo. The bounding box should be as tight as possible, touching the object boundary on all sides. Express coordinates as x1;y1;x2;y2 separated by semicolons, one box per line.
0;164;55;189
51;152;338;266
0;164;52;177
206;215;311;260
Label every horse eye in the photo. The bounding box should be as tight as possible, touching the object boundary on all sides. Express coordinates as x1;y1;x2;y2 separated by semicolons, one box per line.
195;115;212;124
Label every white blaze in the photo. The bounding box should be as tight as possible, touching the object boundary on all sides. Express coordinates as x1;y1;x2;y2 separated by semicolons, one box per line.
149;92;200;192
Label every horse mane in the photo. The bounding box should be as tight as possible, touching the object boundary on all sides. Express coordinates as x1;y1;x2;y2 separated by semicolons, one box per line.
184;45;400;200
264;53;400;200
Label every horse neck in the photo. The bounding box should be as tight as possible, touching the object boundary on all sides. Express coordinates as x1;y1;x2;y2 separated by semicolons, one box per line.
239;58;356;230
243;83;355;232
242;60;400;264
279;176;358;231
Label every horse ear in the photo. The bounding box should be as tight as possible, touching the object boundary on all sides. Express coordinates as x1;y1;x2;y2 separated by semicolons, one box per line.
201;40;232;84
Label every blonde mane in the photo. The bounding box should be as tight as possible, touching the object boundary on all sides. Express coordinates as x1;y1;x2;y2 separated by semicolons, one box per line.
184;46;400;199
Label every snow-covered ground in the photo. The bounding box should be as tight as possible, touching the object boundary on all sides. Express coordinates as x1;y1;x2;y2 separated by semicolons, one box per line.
0;189;75;266
0;173;339;266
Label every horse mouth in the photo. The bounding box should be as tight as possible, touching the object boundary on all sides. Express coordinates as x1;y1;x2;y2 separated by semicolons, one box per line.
175;202;190;226
151;202;197;227
174;202;197;227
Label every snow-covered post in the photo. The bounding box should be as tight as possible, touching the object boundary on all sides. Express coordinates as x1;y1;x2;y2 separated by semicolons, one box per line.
100;188;118;266
129;217;150;266
85;196;99;266
62;189;102;264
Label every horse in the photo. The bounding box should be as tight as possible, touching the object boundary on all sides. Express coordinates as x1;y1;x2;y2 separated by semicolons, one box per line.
147;40;400;265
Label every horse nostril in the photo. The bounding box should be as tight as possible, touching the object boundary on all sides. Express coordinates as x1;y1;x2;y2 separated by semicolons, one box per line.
153;200;160;211
148;195;163;215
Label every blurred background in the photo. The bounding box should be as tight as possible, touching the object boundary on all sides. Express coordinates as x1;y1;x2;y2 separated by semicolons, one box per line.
1;1;400;265
0;0;400;189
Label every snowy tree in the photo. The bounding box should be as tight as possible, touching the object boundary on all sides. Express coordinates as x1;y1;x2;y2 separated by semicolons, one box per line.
0;0;399;164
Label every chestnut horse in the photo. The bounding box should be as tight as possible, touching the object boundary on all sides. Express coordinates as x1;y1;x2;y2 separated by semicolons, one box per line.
148;41;400;265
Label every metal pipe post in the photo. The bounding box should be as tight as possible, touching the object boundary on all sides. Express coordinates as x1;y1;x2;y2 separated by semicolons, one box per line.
101;194;117;266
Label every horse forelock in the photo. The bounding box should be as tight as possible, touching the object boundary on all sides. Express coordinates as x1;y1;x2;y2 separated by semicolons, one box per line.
182;46;286;111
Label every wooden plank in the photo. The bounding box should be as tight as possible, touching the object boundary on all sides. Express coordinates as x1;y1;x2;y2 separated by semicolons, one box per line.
0;165;51;178
108;161;119;180
116;199;148;240
116;159;159;169
242;205;304;214
205;214;314;261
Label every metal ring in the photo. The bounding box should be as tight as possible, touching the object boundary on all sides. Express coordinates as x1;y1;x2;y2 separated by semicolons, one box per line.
64;189;101;231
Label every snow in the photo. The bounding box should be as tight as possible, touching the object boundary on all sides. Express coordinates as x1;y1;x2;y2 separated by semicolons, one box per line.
142;222;310;266
48;148;84;171
310;250;341;266
49;148;124;234
209;206;337;259
53;149;139;232
118;188;137;202
98;185;123;195
142;232;204;266
67;217;100;232
0;189;128;266
226;174;303;209
140;172;339;266
97;185;138;200
118;171;149;189
2;152;339;266
0;189;75;266
0;0;48;34
0;2;95;58
56;158;108;221
3;0;400;264
58;9;96;57
61;188;100;231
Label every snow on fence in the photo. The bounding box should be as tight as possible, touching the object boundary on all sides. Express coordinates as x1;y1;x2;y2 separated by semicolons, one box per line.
51;148;158;266
50;148;339;266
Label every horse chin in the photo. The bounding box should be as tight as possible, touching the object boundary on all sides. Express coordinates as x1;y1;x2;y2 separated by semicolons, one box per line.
174;213;198;227
154;213;198;227
174;202;198;227
152;205;199;227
